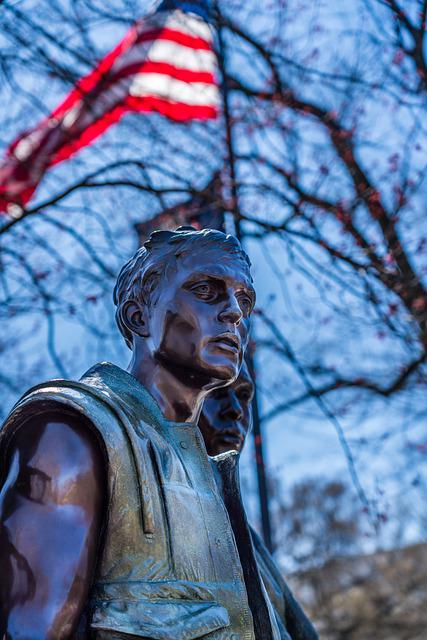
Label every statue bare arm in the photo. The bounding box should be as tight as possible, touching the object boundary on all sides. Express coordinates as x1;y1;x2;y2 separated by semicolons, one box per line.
0;412;106;639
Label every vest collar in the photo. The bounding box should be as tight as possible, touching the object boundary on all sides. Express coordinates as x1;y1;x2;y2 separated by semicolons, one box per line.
81;362;167;431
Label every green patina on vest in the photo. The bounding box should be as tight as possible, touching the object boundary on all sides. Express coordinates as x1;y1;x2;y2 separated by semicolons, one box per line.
1;363;256;639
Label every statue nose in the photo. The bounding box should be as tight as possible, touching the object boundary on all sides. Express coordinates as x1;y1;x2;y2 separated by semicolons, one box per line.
222;394;244;421
218;294;242;326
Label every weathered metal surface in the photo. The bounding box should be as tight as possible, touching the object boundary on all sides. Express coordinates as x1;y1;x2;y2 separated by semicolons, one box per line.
1;363;257;638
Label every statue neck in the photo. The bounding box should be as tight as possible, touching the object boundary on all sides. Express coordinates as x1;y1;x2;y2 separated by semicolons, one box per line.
127;351;209;423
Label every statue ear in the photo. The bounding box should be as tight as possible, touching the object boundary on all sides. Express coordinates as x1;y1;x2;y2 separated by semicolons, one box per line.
121;299;150;338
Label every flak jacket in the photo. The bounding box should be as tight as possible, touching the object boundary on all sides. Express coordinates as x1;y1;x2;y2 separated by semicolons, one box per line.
0;363;317;639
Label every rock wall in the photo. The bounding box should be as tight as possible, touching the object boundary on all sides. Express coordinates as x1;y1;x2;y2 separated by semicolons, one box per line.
288;542;427;640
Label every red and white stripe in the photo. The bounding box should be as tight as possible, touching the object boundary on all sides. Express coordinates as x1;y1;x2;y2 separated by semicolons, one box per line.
0;7;219;214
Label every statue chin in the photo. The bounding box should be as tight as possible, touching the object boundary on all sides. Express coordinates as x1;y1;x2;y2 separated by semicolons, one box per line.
196;360;240;386
200;350;241;383
155;350;239;387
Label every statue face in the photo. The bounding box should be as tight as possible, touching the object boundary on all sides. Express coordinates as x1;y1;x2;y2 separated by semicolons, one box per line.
198;362;254;455
146;250;255;385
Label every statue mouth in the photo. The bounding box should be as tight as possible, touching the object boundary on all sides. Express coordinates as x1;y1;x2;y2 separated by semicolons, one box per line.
219;432;244;447
210;333;241;354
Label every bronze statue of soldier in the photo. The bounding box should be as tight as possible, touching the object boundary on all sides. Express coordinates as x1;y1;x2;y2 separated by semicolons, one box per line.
0;227;282;639
199;362;319;640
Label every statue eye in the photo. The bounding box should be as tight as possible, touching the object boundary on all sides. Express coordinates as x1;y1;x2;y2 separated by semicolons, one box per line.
237;294;253;315
191;282;216;301
238;388;253;402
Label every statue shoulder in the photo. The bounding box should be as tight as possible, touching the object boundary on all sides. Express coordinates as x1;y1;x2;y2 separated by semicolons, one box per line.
2;372;123;443
2;409;105;505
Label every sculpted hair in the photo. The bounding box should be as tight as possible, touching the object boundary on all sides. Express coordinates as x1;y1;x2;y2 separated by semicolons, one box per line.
113;226;252;349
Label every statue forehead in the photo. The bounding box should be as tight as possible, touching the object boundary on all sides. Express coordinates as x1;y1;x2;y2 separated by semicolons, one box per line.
170;249;253;287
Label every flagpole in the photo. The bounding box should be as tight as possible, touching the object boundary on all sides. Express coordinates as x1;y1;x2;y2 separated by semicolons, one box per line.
215;5;273;552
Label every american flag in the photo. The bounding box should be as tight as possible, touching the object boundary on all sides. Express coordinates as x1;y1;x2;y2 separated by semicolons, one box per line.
0;0;219;217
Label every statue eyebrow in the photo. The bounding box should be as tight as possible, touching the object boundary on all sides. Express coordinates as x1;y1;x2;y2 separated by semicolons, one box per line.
183;271;255;301
183;273;226;287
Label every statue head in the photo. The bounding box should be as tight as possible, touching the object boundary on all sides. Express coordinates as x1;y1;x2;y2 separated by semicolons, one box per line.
113;226;255;387
198;359;254;455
